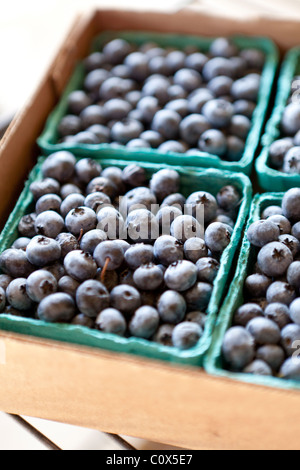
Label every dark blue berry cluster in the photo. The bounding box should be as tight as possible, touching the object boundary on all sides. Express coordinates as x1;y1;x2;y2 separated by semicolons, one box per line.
0;152;241;350
57;37;264;161
222;188;300;379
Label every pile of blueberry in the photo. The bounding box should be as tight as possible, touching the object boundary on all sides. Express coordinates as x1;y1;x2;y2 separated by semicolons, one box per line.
57;36;264;161
0;151;241;350
268;76;300;174
222;188;300;379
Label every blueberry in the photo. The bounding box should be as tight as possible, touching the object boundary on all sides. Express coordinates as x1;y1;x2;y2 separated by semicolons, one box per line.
83;68;109;94
205;222;232;253
279;234;300;256
233;303;263;327
226;135;245;161
80;104;106;128
170;215;204;243
86;176;118;199
124;243;154;270
173;68;202;92
96;206;126;240
120;187;157;215
246;317;281;345
165;99;189;118
172;321;202;350
0;274;13;292
18;213;37;238
26;236;61;267
257;242;293;277
161;193;186;210
122;164;147;188
43;261;65;281
185;52;208;72
84;192;111;214
154;235;184;266
101;167;126;193
229;114;251;140
58;275;80;298
198;129;227;157
65;207;97;237
41;151;76;183
129;306;159;339
74;158;102;185
34;210;65;239
103;38;132;64
60;184;82;200
93;240;125;272
210;37;238;58
207;75;234;97
247;220;280;248
266;281;296;306
0;286;6;312
281;103;300;136
37;292;75;323
151;109;181;140
184;282;212;311
6;278;34;311
202;57;234;81
12;237;31;251
268;138;294;169
184;238;208;263
244;274;272;299
55;232;79;259
119;268;136;287
58;194;83;220
196;257;220;283
26;269;58;303
95;308;127;336
256;345;285;372
179;114;210;146
231;73;261;101
157;290;186;324
142;76;170;105
139;130;163;148
110;119;144;144
126;209;159;243
110;284;141;316
287;261;300;288
282;188;300;221
164;260;197;292
71;131;99;145
216;185;240;212
63;250;97;281
262;205;283;219
281;323;300;356
222;326;255;370
267;214;291;235
187;89;214;114
168;84;187;101
283;147;300;174
75;279;109;318
243;360;272;376
35;194;62;215
233;99;256;118
124;52;149;81
80;229;107;255
67;90;92;115
240;48;265;69
183;194;216;226
166;50;186;74
292;222;300;241
153;324;175;346
289;298;300;325
185;311;207;329
58;115;82;137
30;178;60;201
71;313;95;329
158;140;187;154
279;357;300;379
156;206;182;234
133;263;164;291
202;98;234;128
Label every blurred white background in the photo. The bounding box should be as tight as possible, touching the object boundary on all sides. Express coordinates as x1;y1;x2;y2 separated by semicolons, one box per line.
0;0;191;122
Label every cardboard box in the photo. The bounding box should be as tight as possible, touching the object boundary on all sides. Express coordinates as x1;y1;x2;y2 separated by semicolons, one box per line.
1;7;300;450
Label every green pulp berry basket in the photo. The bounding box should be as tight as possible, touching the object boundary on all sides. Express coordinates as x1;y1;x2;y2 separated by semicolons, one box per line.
37;30;279;176
205;192;300;390
256;46;300;191
0;157;252;367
